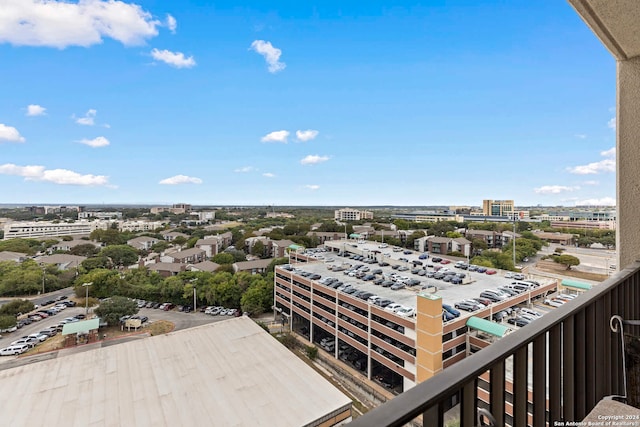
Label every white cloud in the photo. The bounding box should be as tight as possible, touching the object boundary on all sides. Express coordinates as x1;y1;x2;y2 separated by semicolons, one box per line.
250;40;286;73
533;185;580;194
574;134;587;139
608;117;616;131
300;155;329;165
78;136;110;148
305;185;320;191
296;129;319;142
261;130;289;143
166;14;177;33
568;159;615;175
568;147;616;175
575;197;616;206
0;0;162;48
26;104;46;116
75;109;97;126
159;174;202;185
0;163;109;185
600;147;615;157
0;124;25;142
263;172;275;178
150;48;195;68
234;166;255;173
583;180;600;186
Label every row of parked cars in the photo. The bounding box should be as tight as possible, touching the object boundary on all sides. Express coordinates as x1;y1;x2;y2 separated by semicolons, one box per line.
202;306;239;316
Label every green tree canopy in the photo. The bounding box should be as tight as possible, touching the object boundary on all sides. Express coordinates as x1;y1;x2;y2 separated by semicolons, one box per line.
94;296;139;326
99;245;139;267
0;299;34;316
69;243;100;257
212;252;235;264
555;254;580;270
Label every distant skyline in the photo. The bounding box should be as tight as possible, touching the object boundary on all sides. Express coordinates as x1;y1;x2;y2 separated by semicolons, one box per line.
0;1;616;207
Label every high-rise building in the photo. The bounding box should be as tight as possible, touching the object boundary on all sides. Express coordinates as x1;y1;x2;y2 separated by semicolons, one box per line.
482;199;514;216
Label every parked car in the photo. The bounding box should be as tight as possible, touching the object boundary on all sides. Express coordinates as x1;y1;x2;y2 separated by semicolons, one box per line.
396;307;416;317
544;298;565;307
390;283;405;290
11;337;38;348
384;303;403;313
508;317;531;327
454;301;481;312
485;269;497;275
442;310;456;322
442;304;461;318
0;344;30;356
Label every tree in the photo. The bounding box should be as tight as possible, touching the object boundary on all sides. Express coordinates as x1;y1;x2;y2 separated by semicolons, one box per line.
172;236;188;247
99;245;139;267
69;243;100;257
555;254;580;270
212;253;234;264
94;296;139;325
0;315;17;330
251;241;266;258
0;299;34;316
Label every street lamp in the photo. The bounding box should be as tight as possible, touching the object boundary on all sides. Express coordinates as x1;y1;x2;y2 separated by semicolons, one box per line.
190;278;198;312
41;265;46;294
82;282;93;315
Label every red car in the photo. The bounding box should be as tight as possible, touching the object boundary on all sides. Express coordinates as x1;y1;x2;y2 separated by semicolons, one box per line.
485;269;497;275
440;259;451;265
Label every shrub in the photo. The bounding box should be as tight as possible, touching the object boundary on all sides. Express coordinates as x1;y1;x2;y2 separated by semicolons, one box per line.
305;345;318;360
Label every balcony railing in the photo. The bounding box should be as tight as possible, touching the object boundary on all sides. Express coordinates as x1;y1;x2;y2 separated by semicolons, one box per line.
349;261;640;427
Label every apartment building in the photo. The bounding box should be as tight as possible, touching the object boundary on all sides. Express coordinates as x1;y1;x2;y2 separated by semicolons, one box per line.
78;211;123;220
334;208;374;221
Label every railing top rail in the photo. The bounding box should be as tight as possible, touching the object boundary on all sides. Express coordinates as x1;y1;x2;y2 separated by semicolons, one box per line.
348;261;640;427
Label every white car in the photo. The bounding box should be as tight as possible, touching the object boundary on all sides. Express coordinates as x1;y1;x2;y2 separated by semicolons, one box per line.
27;333;48;342
396;307;416;317
544;298;565;308
384;303;403;313
54;304;67;310
0;344;30;356
11;337;38;348
520;308;542;318
505;272;514;279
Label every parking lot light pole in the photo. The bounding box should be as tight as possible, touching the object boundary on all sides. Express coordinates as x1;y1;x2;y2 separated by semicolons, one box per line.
82;282;93;315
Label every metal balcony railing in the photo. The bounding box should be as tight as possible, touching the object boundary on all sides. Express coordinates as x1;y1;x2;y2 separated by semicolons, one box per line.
348;261;640;427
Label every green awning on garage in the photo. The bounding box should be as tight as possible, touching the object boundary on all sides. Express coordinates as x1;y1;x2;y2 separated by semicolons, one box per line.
466;316;509;338
349;233;361;238
287;244;304;251
62;318;100;335
561;279;592;290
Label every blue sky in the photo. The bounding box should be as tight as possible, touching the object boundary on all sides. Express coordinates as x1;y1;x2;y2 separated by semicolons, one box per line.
0;0;616;207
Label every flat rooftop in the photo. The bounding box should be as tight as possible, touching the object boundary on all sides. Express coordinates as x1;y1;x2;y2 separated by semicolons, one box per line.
298;241;555;312
0;317;352;427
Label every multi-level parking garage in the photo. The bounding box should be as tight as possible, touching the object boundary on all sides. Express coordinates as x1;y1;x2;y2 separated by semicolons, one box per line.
274;240;560;394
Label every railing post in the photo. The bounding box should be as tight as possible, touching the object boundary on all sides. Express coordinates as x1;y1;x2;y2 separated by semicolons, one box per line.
513;346;528;427
489;361;505;426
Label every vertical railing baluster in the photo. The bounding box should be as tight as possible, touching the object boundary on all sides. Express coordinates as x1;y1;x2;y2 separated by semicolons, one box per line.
513;346;528;427
549;324;562;424
595;296;606;401
461;381;476;427
422;402;442;427
563;316;575;421
533;334;546;426
575;309;587;419
490;360;505;427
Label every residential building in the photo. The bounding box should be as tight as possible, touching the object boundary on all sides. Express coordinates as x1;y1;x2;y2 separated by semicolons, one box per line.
270;239;297;258
160;248;206;264
465;229;504;249
160;230;189;242
186;261;221;273
127;236;160;251
3;220;108;240
37;254;86;270
0;251;28;263
531;231;576;246
233;259;273;274
49;239;101;253
550;220;616;230
306;231;344;245
482;199;514;217
146;262;185;277
334;208;374;221
118;220;164;232
194;233;233;257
